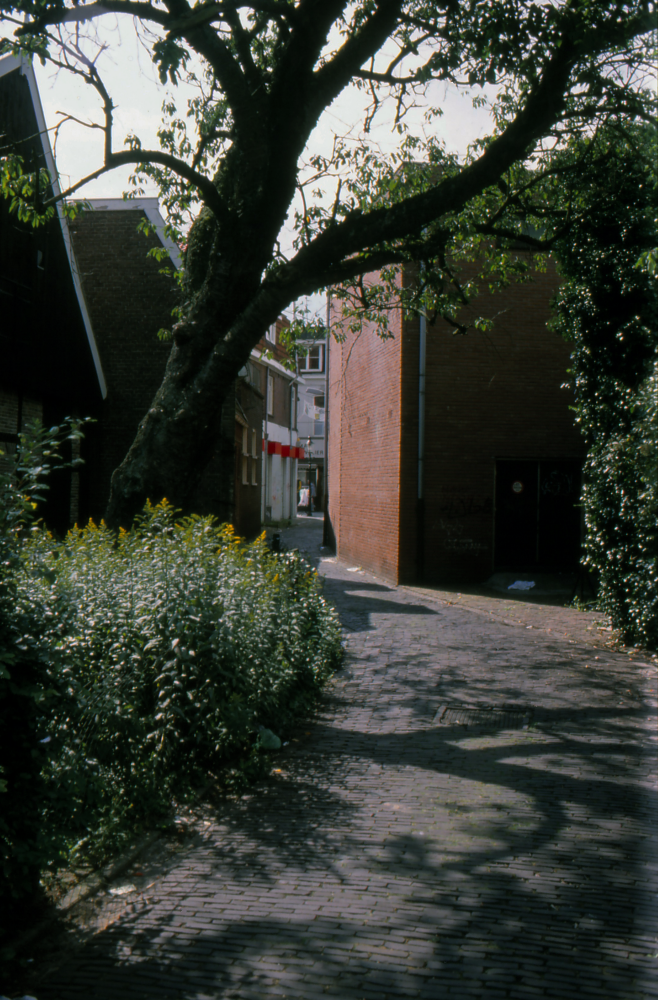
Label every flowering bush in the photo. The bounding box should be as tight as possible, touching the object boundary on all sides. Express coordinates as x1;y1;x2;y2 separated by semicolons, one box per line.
1;441;342;914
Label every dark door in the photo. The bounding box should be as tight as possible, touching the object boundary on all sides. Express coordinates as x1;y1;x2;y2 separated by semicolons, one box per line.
537;460;582;568
494;460;539;567
494;459;581;570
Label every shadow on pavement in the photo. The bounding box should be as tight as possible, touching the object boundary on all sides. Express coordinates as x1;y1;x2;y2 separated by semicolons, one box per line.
32;695;656;1000
29;558;656;1000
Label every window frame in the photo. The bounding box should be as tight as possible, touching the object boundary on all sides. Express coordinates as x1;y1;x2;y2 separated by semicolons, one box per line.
299;343;325;373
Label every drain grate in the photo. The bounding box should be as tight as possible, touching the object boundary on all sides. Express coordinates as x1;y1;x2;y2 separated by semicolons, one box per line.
433;705;532;730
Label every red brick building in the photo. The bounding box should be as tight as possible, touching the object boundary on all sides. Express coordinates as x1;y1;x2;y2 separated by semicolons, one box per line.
327;259;585;585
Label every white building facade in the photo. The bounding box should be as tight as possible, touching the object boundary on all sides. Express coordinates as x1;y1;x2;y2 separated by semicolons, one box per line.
255;325;306;524
295;338;327;509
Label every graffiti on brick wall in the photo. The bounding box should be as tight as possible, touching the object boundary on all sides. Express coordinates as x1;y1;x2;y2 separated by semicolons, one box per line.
540;469;575;497
431;492;492;553
437;495;493;519
438;518;489;554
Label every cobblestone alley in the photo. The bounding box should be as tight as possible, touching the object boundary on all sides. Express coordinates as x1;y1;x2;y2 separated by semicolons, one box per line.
27;518;658;1000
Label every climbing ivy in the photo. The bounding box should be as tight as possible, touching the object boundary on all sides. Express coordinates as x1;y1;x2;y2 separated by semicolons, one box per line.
552;128;658;648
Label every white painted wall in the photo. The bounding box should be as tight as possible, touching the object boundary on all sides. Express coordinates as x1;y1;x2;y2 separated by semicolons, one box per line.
261;419;298;523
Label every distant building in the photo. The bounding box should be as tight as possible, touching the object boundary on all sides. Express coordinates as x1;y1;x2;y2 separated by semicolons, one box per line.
327;261;585;584
256;321;305;524
295;334;327;510
1;55;306;538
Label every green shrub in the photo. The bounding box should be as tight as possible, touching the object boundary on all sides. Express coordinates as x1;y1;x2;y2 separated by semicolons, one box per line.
12;501;342;866
577;362;658;646
552;128;658;648
0;420;88;908
1;427;342;916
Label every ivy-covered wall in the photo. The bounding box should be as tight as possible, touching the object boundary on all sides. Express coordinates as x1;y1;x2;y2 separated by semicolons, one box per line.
553;131;657;648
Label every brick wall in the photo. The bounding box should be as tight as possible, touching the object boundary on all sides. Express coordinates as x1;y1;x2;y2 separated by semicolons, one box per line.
417;258;584;583
328;276;405;583
330;258;586;584
0;389;43;472
68;209;177;520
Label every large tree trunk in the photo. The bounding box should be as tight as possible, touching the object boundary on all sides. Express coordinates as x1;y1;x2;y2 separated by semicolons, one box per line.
104;204;285;528
105;339;237;530
104;303;282;528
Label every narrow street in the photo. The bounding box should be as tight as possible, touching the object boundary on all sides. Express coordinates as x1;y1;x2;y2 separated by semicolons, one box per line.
29;517;657;1000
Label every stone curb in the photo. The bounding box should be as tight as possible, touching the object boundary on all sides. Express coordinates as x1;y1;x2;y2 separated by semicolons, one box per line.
8;830;164;954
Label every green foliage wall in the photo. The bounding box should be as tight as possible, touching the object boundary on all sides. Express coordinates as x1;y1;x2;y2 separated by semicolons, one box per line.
553;133;658;647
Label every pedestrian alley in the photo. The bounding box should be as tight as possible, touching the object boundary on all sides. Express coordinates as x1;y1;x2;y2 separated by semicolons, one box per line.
29;517;658;1000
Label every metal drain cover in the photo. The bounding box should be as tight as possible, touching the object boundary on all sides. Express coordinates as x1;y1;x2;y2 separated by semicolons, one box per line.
433;705;532;730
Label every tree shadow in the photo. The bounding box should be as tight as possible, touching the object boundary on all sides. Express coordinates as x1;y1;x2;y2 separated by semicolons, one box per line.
28;577;656;1000
31;701;656;1000
322;575;439;632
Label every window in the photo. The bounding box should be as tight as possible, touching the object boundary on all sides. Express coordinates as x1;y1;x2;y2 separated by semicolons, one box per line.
299;344;324;373
251;458;258;485
252;430;258;459
241;426;249;455
267;372;274;416
241;455;248;485
266;323;277;344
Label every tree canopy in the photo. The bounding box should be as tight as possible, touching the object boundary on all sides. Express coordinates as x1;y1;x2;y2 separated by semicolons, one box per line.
0;0;655;525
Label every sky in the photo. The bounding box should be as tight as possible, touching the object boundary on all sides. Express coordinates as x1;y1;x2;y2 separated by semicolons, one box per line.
15;13;496;320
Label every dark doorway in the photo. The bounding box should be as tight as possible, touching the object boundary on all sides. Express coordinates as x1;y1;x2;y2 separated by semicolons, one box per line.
494;459;582;570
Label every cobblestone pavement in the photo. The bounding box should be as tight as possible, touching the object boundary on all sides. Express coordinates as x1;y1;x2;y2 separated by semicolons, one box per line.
30;518;657;1000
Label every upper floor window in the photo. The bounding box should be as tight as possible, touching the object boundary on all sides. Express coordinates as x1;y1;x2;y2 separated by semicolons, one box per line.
299;344;325;373
267;371;274;416
266;323;277;344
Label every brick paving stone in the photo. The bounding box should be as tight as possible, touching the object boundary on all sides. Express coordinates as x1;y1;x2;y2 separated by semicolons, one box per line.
28;519;657;999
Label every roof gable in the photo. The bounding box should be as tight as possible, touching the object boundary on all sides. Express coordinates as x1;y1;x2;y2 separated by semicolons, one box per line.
0;54;106;400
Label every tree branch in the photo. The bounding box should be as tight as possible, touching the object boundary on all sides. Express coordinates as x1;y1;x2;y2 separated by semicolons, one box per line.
40;148;227;219
310;0;405;114
19;1;176;33
277;8;655;294
14;0;259;133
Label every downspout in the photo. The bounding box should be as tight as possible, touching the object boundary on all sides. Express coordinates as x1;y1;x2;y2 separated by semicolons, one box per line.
322;291;331;547
417;308;427;582
289;380;295;522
